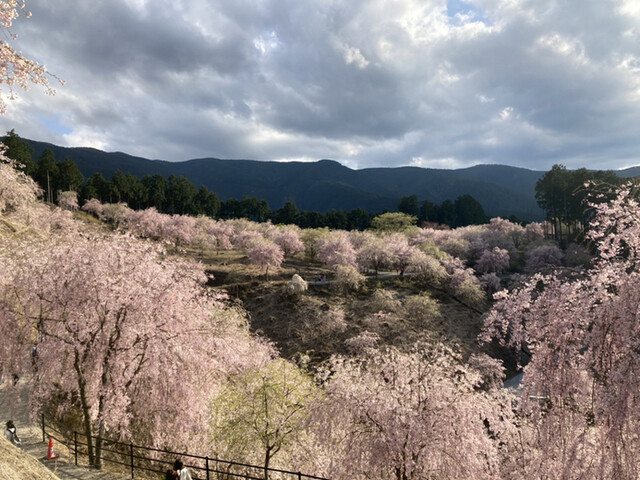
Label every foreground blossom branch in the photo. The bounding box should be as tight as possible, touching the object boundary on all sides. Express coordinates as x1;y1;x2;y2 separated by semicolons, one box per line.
0;0;59;113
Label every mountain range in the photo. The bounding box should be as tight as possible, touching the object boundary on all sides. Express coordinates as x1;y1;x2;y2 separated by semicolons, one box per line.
23;139;640;221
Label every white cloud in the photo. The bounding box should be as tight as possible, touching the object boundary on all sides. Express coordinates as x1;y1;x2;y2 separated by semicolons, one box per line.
499;106;514;120
254;31;280;55
343;46;369;68
536;33;588;65
62;128;108;151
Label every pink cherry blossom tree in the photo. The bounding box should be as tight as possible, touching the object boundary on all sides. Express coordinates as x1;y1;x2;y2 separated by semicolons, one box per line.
0;149;41;229
479;272;501;293
524;243;563;272
232;227;264;250
0;153;73;235
206;219;234;253
386;232;426;276
57;190;79;211
125;206;167;240
161;213;197;246
271;226;304;258
313;344;512;480
475;246;510;275
484;217;525;247
524;222;544;242
317;231;357;269
81;197;104;219
246;238;284;279
356;232;392;276
0;232;273;467
481;186;640;478
343;330;380;353
101;202;132;228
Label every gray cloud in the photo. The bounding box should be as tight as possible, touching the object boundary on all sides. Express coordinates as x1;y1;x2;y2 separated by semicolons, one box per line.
1;0;640;171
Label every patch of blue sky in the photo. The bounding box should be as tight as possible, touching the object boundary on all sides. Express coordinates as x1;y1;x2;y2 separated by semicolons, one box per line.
446;0;492;25
37;114;72;135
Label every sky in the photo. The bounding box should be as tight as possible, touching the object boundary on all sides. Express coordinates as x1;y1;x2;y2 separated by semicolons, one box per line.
2;0;640;171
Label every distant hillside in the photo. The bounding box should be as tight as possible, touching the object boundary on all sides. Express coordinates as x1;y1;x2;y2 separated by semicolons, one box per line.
25;139;546;220
619;166;640;178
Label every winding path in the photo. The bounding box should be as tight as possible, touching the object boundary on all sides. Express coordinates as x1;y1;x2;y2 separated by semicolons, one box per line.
0;382;129;480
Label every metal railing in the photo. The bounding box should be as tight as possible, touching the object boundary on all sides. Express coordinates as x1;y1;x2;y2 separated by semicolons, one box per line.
41;415;328;480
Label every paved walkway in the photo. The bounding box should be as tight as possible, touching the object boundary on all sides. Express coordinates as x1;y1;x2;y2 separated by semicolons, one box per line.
0;382;130;480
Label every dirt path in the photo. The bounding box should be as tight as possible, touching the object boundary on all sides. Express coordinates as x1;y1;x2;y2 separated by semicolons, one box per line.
0;381;130;480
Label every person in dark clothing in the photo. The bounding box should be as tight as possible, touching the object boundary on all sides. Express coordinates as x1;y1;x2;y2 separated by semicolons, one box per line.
173;459;193;480
4;420;21;446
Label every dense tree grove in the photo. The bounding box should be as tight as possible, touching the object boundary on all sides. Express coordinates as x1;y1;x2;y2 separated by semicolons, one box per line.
6;146;640;478
3;131;500;231
534;163;622;244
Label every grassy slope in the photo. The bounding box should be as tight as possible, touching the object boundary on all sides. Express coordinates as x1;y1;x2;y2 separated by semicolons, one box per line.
0;438;61;480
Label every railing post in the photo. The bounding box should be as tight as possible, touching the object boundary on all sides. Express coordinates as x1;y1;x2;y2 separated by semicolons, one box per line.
41;413;45;442
298;472;302;480
74;431;78;465
205;456;210;480
129;442;134;479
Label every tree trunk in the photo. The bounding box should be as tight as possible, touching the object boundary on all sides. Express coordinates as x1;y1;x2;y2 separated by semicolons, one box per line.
95;423;104;469
264;446;273;480
74;352;95;466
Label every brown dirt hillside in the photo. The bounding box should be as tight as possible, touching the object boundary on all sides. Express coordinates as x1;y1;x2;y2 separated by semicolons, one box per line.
241;275;490;364
182;246;499;366
0;437;61;480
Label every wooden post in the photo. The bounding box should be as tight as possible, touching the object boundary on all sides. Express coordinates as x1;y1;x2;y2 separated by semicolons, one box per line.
130;443;134;479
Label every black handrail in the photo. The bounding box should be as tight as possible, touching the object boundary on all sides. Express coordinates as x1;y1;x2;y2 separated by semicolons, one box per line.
41;414;329;480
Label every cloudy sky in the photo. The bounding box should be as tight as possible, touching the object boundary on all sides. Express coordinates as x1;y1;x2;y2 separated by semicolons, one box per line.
2;0;640;171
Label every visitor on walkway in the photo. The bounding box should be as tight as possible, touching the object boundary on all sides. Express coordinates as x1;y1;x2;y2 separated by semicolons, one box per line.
173;459;193;480
4;420;21;446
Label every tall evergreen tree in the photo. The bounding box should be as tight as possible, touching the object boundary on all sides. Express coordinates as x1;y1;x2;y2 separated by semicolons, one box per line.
167;175;197;214
398;194;419;217
347;207;371;230
2;129;35;175
436;199;455;226
453;194;488;227
82;172;110;203
195;185;221;217
35;148;58;203
57;156;84;192
419;200;437;224
240;195;269;222
141;174;167;210
218;197;241;219
271;201;299;225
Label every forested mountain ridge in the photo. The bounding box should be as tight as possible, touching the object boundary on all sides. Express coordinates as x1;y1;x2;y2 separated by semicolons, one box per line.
26;138;554;220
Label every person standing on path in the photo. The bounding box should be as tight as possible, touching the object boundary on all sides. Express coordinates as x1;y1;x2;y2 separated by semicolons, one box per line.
4;420;21;446
173;459;193;480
